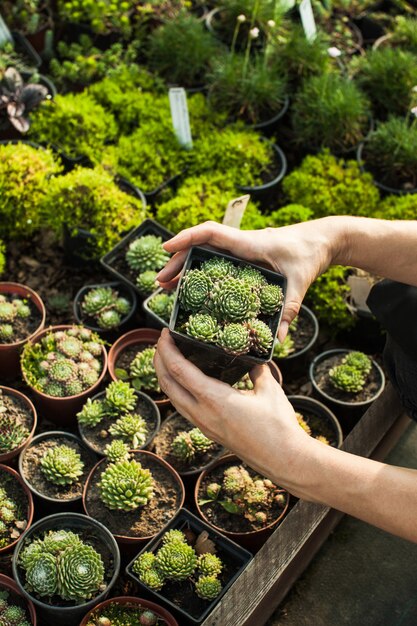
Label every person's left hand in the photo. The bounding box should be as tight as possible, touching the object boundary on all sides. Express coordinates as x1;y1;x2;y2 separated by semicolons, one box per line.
154;329;315;490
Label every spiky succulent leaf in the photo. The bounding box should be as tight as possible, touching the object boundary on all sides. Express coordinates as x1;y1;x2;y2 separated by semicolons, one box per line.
209;278;260;322
179;269;212;312
136;271;158;296
19;540;44;570
245;319;273;354
126;235;170;273
197;553;223;577
237;265;267;290
201;257;237;280
195;575;222;600
57;543;104;601
259;284;283;315
81;287;114;316
105;380;136;413
189;428;214;454
109;413;149;448
26;553;58;597
329;364;366;393
148;291;175;322
162;529;187;545
129;347;160;393
155;542;197;581
171;431;195;462
132;551;157;576
77;398;107;428
3;604;26;622
342;351;372;375
104;439;131;463
218;323;250;355
40;445;84;486
97;309;121;329
99;459;154;511
186;313;219;342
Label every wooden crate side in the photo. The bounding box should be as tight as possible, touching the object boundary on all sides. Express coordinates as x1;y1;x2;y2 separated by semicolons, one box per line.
201;384;408;626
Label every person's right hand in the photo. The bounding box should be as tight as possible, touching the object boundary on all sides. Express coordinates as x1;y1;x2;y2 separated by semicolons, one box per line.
157;219;338;341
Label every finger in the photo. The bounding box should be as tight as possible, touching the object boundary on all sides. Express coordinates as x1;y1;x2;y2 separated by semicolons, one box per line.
156;250;188;284
249;364;280;393
153;349;198;421
278;276;306;342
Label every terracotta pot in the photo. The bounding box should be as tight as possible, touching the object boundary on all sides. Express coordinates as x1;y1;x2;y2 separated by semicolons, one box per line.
79;595;179;626
21;325;108;426
0;574;37;625
0;464;34;556
108;328;171;409
195;454;290;552
0;386;37;465
0;282;46;379
82;449;185;546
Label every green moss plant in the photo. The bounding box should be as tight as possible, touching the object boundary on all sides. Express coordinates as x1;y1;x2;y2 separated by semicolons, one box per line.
57;0;136;36
391;16;417;53
377;193;417;221
306;266;353;331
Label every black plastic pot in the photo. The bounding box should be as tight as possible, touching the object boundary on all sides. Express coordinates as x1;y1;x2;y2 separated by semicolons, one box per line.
126;507;252;625
73;280;137;335
143;287;173;329
287;395;343;448
101;218;173;295
12;512;120;626
142;170;185;204
169;246;286;385
237;143;287;207
357;142;417;196
18;431;98;515
78;389;161;457
273;304;319;379
12;31;41;68
353;15;386;44
250;95;290;135
22;71;57;97
309;348;385;432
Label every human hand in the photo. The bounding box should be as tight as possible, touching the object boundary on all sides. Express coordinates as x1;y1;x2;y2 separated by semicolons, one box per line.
157;219;337;341
154;329;315;492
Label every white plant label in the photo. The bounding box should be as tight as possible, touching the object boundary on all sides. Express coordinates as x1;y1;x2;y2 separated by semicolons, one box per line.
222;195;251;229
299;0;317;42
0;14;13;46
169;87;193;149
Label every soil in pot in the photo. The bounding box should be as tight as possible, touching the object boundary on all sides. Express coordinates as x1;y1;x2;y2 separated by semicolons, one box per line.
79;391;160;456
313;353;382;403
0;388;35;460
20;434;96;502
152;413;224;475
198;460;288;535
115;343;169;405
83;598;175;626
84;453;183;540
0;578;34;624
274;308;316;359
0;467;29;551
0;292;42;344
294;408;339;447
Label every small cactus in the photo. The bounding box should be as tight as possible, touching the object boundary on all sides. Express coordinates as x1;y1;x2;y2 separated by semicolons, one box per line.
98;459;154;511
40;445;84;487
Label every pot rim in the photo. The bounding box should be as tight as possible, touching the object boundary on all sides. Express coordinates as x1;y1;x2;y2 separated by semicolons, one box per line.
237;143;287;192
0;463;34;555
79;594;179;626
194;453;289;537
0;282;46;349
82;449;185;542
0;573;37;625
357;142;417;195
274;304;319;362
309;348;386;407
0;386;37;463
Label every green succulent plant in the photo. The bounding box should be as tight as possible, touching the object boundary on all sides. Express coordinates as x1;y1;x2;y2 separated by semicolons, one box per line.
137;568;165;591
245;319;274;354
155;541;197;581
343;351;372;375
81;286;132;331
218;323;251;356
40;445;84;487
136;271;158;296
0;482;24;549
210;277;260;322
126;235;170;274
132;551;157;577
57;543;105;601
162;529;187;545
82;287;114;316
57;0;136;36
77;398;107;428
0;389;29;453
198;553;223;577
104;439;130;463
26;552;58;597
105;380;137;414
109;413;149;449
180;269;212;313
171;427;214;463
129;347;160;394
1;602;27;624
195;574;222;600
186;313;219;342
201;257;237;280
147;291;175;323
42;530;82;554
259;284;283;315
98;459;154;511
329;363;366;393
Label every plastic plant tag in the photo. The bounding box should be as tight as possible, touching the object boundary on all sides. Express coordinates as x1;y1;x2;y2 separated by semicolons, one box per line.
169;87;193;149
222;195;251;229
299;0;317;42
0;14;13;46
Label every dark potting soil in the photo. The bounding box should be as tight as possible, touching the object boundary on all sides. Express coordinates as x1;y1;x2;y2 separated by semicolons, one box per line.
21;436;96;501
314;354;382;403
0;469;28;549
0;587;31;622
0;391;34;452
0;295;42;344
110;244;141;289
198;461;288;535
116;343;168;404
80;393;160;455
152;413;224;474
362;146;417;190
295;409;339;447
85;454;183;539
290;311;315;354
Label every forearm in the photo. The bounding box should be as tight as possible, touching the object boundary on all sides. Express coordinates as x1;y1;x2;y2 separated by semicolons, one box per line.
323;216;417;287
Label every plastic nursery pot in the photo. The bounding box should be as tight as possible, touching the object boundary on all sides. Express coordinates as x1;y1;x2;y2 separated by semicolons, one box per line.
82;450;185;547
194;454;290;552
287;395;343;449
309;348;385;432
18;431;98;513
169;246;287;385
12;512;120;626
21;325;108;426
126;507;252;625
78;389;161;457
0;282;46;379
0;386;37;465
79;595;179;626
0;464;34;556
12;31;42;68
143;287;173;330
353;15;386;45
108;327;171;409
0;574;37;625
273;304;319;380
237;143;288;207
357;142;417;196
73;281;138;335
101;218;173;296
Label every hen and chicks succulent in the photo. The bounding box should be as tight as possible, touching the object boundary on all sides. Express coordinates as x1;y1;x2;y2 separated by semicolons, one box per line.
171;428;215;464
0;389;30;454
329;351;372;394
0;294;32;343
116;346;161;395
81;285;132;330
40;444;84;487
98;456;154;512
21;326;104;398
132;528;224;601
147;290;175;324
125;234;170;296
86;604;161;625
178;256;283;357
0;591;30;626
0;483;25;549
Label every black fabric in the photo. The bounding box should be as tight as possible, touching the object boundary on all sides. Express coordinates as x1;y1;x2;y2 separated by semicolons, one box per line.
383;336;417;422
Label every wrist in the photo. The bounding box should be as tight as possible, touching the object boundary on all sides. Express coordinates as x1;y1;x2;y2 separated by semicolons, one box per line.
319;216;354;268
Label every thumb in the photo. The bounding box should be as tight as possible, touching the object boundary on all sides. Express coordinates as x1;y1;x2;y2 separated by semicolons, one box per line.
278;276;306;342
249;364;282;393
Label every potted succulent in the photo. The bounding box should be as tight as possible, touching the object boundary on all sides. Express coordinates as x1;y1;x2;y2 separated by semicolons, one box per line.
108;329;171;409
82;449;185;546
80;596;179;626
20;324;107;424
288;395;343;448
101;219;173;297
0;464;34;556
77;380;161;457
309;349;385;426
144;289;176;329
0;573;37;625
18;431;97;511
169;246;286;384
126;508;252;624
0;386;37;465
73;281;137;334
12;512;120;626
195;455;289;551
0;282;46;379
272;304;319;378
